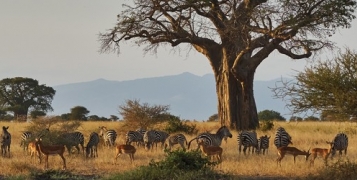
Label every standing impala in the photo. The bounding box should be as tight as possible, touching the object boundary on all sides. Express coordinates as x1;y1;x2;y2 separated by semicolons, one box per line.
276;146;311;166
309;147;332;166
35;138;66;170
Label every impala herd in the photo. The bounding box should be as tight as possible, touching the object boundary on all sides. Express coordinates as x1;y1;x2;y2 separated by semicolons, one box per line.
0;125;350;170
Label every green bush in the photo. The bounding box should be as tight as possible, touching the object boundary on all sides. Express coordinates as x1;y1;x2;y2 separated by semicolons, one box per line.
259;120;274;131
105;149;228;180
164;119;198;135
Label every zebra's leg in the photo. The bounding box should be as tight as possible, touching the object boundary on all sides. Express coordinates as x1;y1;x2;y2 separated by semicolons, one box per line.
74;145;81;154
243;146;248;155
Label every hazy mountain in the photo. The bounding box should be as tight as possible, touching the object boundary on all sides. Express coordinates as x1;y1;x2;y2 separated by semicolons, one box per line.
51;72;291;120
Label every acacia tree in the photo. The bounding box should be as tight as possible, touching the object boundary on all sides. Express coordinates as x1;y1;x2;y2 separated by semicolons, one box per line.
70;106;90;120
0;77;55;121
273;48;357;120
99;0;357;130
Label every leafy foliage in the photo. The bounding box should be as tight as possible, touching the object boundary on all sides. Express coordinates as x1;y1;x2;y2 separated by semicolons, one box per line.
306;159;357;180
70;106;90;120
259;120;274;132
207;113;219;122
164;117;197;135
0;77;55;121
273;48;357;119
105;149;226;180
119;99;171;129
258;110;285;121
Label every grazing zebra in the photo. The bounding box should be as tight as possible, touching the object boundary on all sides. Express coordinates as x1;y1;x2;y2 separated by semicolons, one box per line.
237;131;259;155
125;130;144;147
153;130;169;149
188;126;232;150
143;130;157;150
20;128;49;151
274;127;293;148
99;126;117;148
1;126;11;157
258;135;270;155
326;133;348;158
164;133;187;151
85;132;100;158
59;131;85;155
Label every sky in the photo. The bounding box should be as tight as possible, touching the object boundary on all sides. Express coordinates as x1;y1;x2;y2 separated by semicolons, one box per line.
1;1;357;87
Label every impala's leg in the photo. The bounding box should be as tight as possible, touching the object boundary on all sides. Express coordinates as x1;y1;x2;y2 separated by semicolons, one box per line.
45;155;49;170
59;154;66;170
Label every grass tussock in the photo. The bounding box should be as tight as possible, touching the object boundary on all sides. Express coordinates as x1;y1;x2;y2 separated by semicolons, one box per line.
0;121;357;179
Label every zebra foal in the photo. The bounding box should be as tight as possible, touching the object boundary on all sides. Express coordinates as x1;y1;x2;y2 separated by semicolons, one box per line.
85;132;100;158
258;135;270;155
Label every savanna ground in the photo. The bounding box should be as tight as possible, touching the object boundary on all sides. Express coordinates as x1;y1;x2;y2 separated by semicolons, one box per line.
0;120;356;179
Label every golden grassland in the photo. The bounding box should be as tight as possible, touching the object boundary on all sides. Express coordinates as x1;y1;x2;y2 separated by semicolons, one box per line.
0;120;356;179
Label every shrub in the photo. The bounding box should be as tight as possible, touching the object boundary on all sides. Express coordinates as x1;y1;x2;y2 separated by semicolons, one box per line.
259;120;274;131
164;119;198;135
105;149;228;180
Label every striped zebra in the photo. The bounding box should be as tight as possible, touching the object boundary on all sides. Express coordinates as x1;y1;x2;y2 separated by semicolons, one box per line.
20;128;49;151
99;126;117;148
143;130;169;150
258;135;270;155
1;126;11;157
274;127;293;148
59;131;85;155
237;131;259;155
125;130;144;147
85;132;100;158
164;133;187;151
326;133;348;158
188;126;232;150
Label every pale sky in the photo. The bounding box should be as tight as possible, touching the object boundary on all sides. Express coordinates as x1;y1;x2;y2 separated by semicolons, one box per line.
1;1;357;86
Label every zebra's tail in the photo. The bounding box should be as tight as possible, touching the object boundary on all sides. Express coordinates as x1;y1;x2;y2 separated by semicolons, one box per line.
187;137;198;150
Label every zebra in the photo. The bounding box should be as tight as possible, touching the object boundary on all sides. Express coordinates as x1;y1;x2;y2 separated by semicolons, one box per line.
164;133;187;151
153;130;169;149
125;130;144;147
59;131;85;155
20;128;49;151
143;130;157;150
1;126;11;157
258;135;270;155
188;126;232;150
237;131;259;155
274;127;293;148
326;133;348;158
85;132;100;158
99;126;117;148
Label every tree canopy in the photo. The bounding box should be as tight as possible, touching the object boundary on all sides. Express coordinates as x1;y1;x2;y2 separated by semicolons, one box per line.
119;99;171;129
0;77;55;121
70;106;90;120
273;48;357;120
258;109;285;121
99;0;357;130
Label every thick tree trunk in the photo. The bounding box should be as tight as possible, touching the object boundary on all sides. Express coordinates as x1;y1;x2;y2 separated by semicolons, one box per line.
14;109;28;121
215;65;259;130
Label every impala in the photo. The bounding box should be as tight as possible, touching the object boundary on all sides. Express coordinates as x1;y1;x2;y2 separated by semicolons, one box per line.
309;147;332;166
276;146;311;166
28;141;41;163
35;138;66;170
113;144;136;164
197;139;223;162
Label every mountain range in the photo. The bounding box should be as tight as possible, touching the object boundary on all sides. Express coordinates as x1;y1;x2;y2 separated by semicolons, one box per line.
50;72;291;120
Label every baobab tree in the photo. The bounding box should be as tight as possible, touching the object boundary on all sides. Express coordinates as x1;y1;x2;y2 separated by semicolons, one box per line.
99;0;357;130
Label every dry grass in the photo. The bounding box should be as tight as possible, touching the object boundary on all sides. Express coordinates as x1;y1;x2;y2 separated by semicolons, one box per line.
0;120;356;179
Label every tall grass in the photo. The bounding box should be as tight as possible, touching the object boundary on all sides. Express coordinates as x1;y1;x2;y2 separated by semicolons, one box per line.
0;120;356;179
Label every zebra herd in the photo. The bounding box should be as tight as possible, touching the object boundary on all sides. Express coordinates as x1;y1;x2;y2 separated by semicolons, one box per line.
0;125;350;168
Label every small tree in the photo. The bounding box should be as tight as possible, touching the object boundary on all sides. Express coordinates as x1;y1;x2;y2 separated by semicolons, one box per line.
119;99;170;129
258;110;285;121
69;106;90;121
273;48;357;119
110;115;119;121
